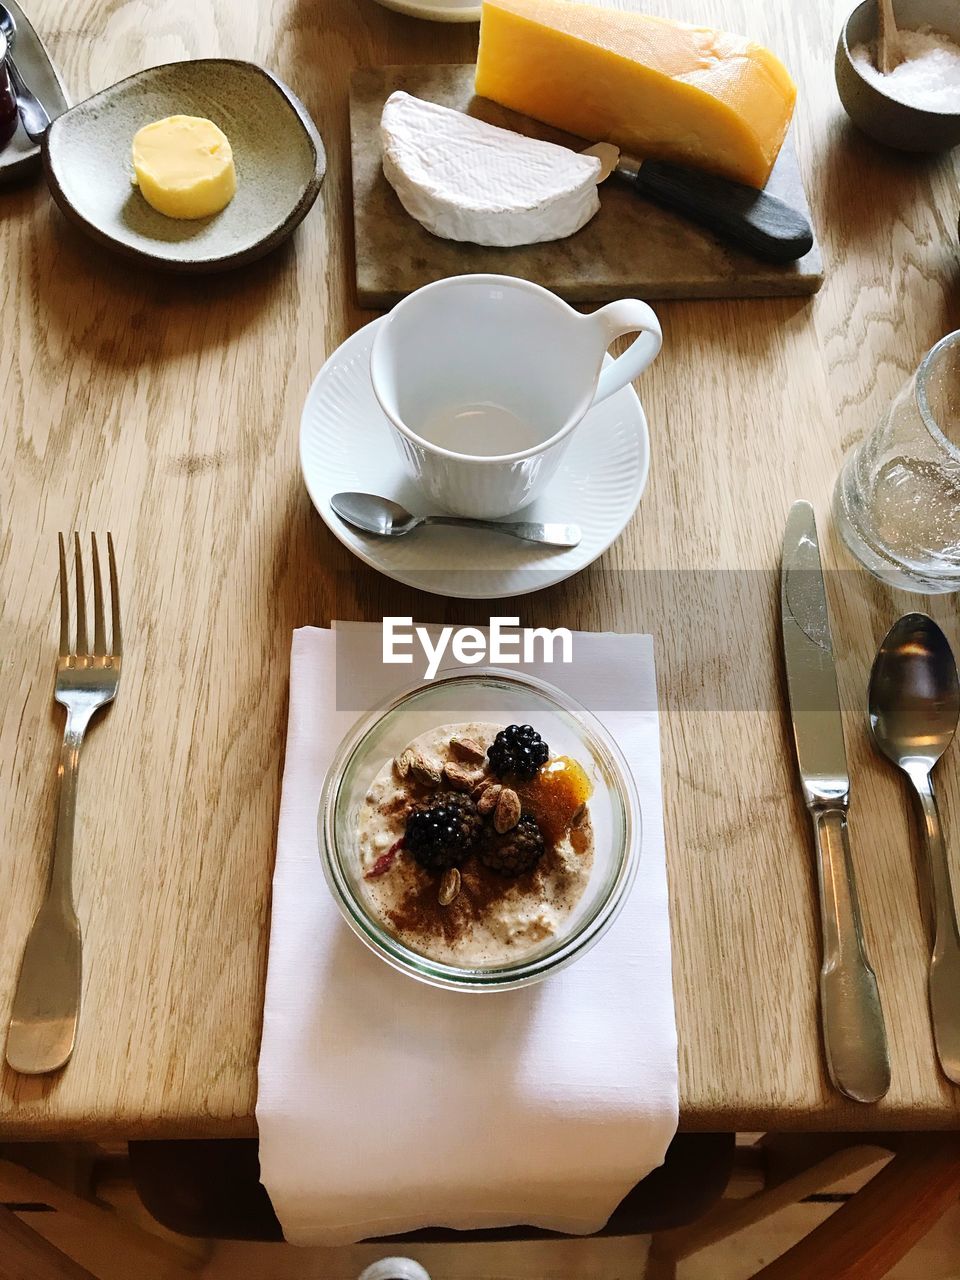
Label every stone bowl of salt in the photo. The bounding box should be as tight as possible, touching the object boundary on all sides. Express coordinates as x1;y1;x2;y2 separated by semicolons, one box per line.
836;0;960;150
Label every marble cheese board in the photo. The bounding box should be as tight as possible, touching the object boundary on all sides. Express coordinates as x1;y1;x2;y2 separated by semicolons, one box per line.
350;64;824;307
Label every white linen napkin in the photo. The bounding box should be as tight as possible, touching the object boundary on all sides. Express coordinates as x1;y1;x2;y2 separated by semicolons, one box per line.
257;623;678;1246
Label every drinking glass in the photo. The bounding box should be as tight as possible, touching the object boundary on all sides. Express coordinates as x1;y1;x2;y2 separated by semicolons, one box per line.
833;330;960;593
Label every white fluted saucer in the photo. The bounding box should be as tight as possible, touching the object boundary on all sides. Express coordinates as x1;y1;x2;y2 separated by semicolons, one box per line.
299;318;650;600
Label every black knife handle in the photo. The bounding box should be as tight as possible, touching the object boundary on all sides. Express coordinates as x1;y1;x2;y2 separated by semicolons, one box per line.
633;160;814;264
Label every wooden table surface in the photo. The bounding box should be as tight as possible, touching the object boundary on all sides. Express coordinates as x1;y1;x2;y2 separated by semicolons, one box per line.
2;0;960;1142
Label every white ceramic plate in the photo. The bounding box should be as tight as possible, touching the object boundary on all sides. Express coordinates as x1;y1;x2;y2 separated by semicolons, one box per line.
299;318;650;600
370;0;481;21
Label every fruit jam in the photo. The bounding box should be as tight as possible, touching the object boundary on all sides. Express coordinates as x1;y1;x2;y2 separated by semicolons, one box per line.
518;755;593;850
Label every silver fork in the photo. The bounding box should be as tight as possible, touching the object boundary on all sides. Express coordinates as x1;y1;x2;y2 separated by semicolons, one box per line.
6;533;122;1075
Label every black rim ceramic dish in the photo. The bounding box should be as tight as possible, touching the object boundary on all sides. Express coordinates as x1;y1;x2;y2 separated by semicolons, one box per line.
41;58;326;272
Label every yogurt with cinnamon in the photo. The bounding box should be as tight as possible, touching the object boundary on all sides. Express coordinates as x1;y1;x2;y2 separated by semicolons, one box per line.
357;721;594;967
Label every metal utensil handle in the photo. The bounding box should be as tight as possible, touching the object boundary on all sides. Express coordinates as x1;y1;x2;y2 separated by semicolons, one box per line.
424;517;579;547
48;708;91;907
6;52;50;142
6;709;88;1074
912;773;960;1083
811;806;891;1103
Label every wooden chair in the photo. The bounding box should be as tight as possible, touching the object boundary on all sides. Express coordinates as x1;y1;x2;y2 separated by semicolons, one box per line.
126;1130;960;1275
3;1132;960;1278
2;1134;734;1277
127;1132;736;1242
0;1205;97;1280
648;1132;960;1279
0;1148;205;1280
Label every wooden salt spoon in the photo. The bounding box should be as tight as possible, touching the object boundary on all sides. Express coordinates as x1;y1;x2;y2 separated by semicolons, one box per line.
876;0;902;73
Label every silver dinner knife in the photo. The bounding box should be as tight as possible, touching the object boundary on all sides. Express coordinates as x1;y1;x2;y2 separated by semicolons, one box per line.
780;500;890;1103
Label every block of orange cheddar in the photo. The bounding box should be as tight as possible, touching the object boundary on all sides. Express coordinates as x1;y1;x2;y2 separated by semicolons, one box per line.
475;0;797;189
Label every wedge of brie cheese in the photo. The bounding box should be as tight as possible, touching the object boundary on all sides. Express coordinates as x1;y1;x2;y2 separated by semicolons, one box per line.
380;91;602;247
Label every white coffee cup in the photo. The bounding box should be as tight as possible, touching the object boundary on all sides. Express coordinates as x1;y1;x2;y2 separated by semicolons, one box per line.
369;274;662;519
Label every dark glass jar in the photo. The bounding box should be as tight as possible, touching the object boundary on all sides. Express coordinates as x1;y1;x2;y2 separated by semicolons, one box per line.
0;32;18;151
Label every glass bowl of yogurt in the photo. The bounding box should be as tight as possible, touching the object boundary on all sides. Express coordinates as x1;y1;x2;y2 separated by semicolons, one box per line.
318;668;641;991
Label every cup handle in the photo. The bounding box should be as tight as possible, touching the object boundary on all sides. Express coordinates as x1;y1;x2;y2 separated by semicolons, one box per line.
588;300;662;407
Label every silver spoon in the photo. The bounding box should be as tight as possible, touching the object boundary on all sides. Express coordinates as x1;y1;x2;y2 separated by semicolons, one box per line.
0;3;52;143
868;612;960;1084
330;492;581;549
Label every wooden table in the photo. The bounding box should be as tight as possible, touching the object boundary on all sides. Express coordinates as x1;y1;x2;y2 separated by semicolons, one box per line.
2;0;959;1143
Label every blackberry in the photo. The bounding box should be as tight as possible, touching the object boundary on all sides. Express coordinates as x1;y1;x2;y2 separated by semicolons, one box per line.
487;724;549;781
479;812;545;877
404;790;482;872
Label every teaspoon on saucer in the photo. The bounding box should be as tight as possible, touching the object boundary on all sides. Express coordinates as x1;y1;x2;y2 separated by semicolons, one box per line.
868;612;960;1084
330;492;581;549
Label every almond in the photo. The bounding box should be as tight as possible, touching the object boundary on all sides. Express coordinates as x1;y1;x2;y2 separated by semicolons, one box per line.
438;867;461;906
409;752;442;788
494;787;521;834
393;748;415;780
571;803;588;829
477;783;502;816
449;735;487;765
443;762;476;792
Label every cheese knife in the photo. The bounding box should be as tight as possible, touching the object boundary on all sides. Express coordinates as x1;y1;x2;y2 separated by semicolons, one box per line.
780;500;890;1103
584;142;814;264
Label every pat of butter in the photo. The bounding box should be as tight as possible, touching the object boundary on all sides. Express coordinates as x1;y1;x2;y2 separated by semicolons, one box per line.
131;115;237;219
